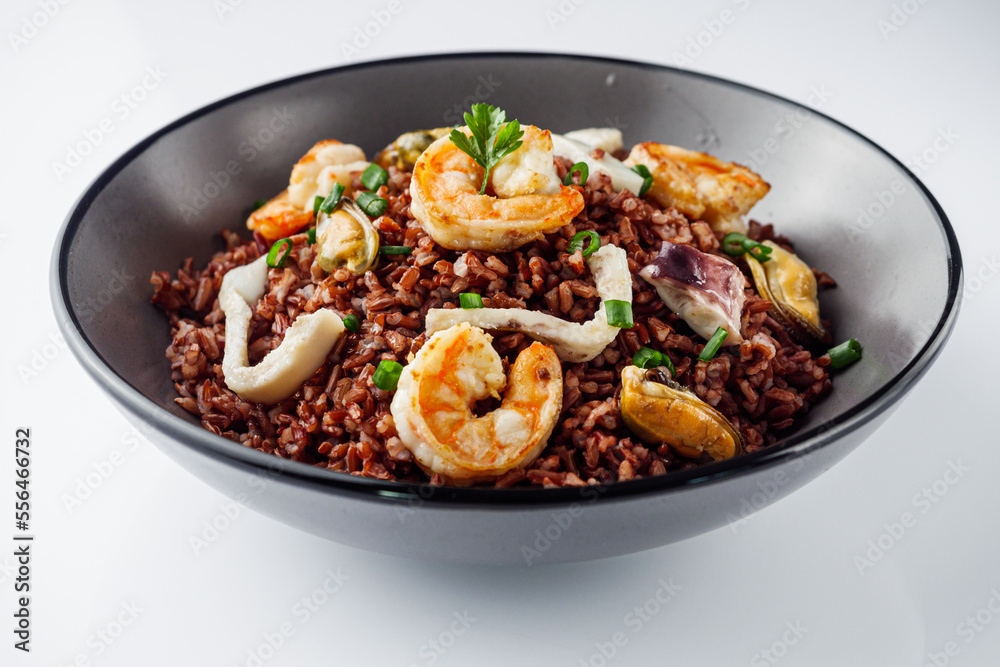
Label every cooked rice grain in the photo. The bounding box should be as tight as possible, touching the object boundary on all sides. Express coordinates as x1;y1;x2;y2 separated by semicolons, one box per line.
152;161;833;487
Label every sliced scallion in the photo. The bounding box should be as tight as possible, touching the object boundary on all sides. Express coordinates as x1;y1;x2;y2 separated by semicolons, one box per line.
827;339;862;369
605;300;633;328
721;232;745;256
746;242;772;262
630;164;653;197
563;161;589;186
632;346;676;377
252;199;268;211
266;239;293;269
342;313;361;333
567;230;601;258
721;232;773;263
697;327;728;362
361;163;388;191
459;292;484;309
372;360;403;391
312;195;323;216
319;183;345;215
632;347;660;368
356;190;388;217
379;245;412;255
306;227;317;244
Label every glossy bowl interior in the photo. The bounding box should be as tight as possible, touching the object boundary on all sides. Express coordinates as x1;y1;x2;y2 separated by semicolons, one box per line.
52;53;961;564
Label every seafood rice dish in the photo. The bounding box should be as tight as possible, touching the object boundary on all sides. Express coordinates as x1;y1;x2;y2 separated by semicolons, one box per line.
151;105;860;487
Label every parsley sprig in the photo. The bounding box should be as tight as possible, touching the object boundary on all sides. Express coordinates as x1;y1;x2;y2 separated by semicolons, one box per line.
449;104;525;195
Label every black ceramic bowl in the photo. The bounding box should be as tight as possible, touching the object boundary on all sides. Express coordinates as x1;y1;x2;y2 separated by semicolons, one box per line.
52;53;961;565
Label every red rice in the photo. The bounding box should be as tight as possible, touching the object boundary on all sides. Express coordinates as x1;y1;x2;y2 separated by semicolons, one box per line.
150;157;834;486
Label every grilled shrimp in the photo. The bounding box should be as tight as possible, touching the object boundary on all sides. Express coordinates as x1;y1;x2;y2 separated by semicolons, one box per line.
625;142;769;234
247;139;370;241
389;323;563;483
246;190;313;244
286;139;369;209
409;124;584;251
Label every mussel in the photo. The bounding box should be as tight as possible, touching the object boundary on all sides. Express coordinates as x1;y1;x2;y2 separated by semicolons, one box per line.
315;198;380;275
746;241;829;344
375;128;451;172
618;365;742;461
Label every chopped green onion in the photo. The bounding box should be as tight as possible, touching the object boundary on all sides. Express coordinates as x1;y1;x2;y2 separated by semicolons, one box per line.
306;227;317;244
459;292;484;309
379;245;412;255
746;243;772;262
605;300;633;328
697;327;728;362
372;360;403;391
721;232;745;256
313;195;324;215
632;346;676;377
662;354;677;378
361;163;389;191
720;232;772;263
356;190;388;217
827;339;862;369
567;230;601;258
252;199;268;211
266;239;293;269
342;313;361;333
319;183;345;215
630;164;653;197
632;347;660;368
563;161;589;186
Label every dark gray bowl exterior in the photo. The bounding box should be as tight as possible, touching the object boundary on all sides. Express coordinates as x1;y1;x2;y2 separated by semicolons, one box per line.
52;53;961;565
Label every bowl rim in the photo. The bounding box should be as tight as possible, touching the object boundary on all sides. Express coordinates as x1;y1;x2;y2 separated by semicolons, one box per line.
51;51;963;508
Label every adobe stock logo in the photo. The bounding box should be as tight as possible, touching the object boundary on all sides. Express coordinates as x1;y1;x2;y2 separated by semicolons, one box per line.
441;75;502;125
853;459;968;576
338;1;403;62
877;0;931;40
671;0;754;68
8;0;72;53
51;66;168;181
178;106;295;221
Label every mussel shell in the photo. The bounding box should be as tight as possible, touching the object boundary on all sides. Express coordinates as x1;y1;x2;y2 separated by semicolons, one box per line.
747;241;830;345
618;365;742;461
315;198;380;275
374;128;452;172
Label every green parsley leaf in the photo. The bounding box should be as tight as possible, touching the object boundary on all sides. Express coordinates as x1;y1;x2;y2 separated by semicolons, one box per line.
448;103;525;195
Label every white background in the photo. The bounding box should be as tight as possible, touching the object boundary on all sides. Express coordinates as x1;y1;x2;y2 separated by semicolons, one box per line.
2;0;998;665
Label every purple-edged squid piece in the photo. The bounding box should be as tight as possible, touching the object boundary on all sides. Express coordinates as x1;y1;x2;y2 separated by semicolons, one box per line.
639;242;747;345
